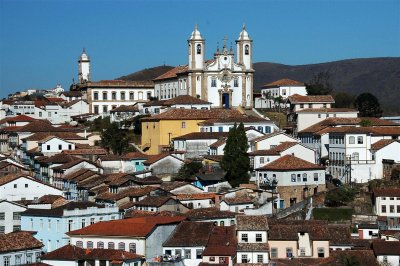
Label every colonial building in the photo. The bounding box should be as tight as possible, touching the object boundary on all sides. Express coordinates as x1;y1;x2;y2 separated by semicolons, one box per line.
154;25;254;109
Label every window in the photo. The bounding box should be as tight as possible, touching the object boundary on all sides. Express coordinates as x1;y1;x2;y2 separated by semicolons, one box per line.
260;157;264;164
13;212;20;220
271;248;278;258
121;92;126;100
13;225;21;231
357;136;363;144
47;219;51;230
397;206;400;213
94;105;99;114
129;243;136;253
382;205;387;213
129;92;134;100
390;205;395;213
352;152;359;161
303;173;307;182
26;254;33;264
87;241;94;249
257;254;263;263
103;105;108;113
314;173;318;181
241;254;248;263
210;257;215;262
3;256;10;266
197;44;201;54
308;104;312;108
118;242;125;250
234;78;239;87
286;248;293;258
112;92;117;100
220;221;225;226
47;145;50;150
0;226;4;234
94;92;99;100
108;242;115;249
39;112;42;117
58;144;62;150
196;249;202;259
68;144;72;150
182;122;186;128
291;174;296;182
256;233;262;242
102;92;108;100
81;219;86;228
245;45;249;55
76;241;83;248
317;247;325;257
241;233;248;242
211;78;216;87
184;249;191;259
297;174;301;182
300;104;304;108
349;136;355;144
90;218;95;224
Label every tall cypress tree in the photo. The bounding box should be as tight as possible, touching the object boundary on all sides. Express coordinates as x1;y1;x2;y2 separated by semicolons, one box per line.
221;122;250;187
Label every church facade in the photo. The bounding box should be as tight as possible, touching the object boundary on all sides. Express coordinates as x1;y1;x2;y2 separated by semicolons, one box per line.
154;26;254;109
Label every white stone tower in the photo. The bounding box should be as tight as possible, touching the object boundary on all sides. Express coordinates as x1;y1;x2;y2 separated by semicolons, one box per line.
187;25;205;98
236;25;253;70
78;48;90;84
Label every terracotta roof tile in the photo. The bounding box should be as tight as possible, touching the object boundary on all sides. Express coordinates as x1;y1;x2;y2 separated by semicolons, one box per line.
222;195;255;205
237;243;269;252
153;65;188;80
287;94;335;104
110;104;139;113
163;95;211;105
159;181;190;191
41;244;143;261
371;139;398;150
82;80;154;88
133;196;174;207
173;132;228;140
203;226;236;256
22;201;104;217
373;188;400;197
24;132;85;141
209;138;226;148
175;193;215;201
6;114;36;122
67;216;186;237
62;148;107;155
185;207;236;220
257;155;324;171
373;240;400;255
203;155;224;162
0;231;43;252
199;115;269;125
262;78;304;87
268;220;330;241
236;215;268;231
141;108;242;122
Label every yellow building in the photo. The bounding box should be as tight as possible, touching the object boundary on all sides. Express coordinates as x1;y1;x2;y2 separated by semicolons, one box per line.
141;108;241;154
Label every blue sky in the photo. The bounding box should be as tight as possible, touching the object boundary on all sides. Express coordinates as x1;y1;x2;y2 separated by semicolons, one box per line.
0;0;399;97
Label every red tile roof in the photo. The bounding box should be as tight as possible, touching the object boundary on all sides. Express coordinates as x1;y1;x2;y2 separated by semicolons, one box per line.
257;155;324;171
141;108;243;122
109;104;139;113
173;132;229;140
262;78;305;87
268;220;330;241
373;188;400;197
82;80;154;88
175;193;215;201
41;244;143;261
153;65;188;80
203;226;236;256
185;207;236;220
199;115;268;125
24;132;85;141
371;139;399;150
237;215;268;231
67;216;186;237
6;115;36;122
163;221;214;247
163;95;211;105
287;94;335;104
0;231;43;252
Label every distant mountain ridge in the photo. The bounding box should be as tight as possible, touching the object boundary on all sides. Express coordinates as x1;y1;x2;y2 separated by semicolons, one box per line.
118;57;400;114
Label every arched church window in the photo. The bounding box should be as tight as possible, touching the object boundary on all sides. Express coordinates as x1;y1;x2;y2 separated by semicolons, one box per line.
197;44;201;54
245;45;249;55
211;78;216;87
234;78;239;87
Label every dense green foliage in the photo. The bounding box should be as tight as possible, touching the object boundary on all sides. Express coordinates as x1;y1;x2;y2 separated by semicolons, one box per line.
305;71;333;95
100;122;133;155
313;207;353;221
175;161;203;181
325;185;357;207
353;92;383;117
334;92;355;108
220;123;250;187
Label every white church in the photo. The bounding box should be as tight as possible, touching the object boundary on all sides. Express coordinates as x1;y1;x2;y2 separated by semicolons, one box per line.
154;25;254;109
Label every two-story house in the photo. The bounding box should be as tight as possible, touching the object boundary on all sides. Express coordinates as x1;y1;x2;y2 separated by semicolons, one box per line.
374;188;400;230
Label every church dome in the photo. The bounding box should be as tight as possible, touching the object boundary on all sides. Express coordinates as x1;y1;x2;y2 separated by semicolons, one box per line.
238;25;250;40
189;25;203;40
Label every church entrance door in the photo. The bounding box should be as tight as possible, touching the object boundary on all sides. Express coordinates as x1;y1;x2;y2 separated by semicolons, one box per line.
222;93;230;108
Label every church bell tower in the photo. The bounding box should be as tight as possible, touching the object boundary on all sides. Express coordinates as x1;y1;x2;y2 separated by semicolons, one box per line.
78;48;90;84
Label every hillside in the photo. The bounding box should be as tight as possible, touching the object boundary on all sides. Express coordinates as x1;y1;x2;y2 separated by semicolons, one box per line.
119;57;400;114
117;65;174;81
253;57;400;114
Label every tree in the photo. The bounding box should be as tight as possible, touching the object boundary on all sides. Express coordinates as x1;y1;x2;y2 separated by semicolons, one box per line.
305;71;333;95
353;93;383;117
174;161;203;181
220;122;250;187
100;122;131;155
334;92;355;108
325;185;357;207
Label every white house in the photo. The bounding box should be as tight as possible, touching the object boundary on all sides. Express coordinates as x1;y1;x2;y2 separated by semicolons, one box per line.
373;241;400;266
144;153;184;176
220;195;255;213
236;215;269;264
38;136;76;156
0;173;63;201
0;231;43;265
256;155;326;208
374;188;400;230
0;200;27;233
250;131;298;151
163;221;215;266
68;216;186;258
255;78;307;109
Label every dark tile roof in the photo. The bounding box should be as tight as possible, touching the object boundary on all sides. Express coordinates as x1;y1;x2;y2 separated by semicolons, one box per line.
268;220;330;241
24;132;85;141
203;226;236;256
237;243;269;252
67;216;186;237
41;244;143;261
40;153;79;164
257;155;325;171
0;231;43;252
110;104;139;113
185;208;236;220
262;78;304;87
199;115;269;126
133;196;174;207
296;108;357;113
163;221;214;247
173;132;229;140
203;155;224;162
236;215;268;231
163;95;211;105
222;195;255;205
141;108;242;122
327;224;352;245
96;186;158;202
373;240;400;255
287;94;335;104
